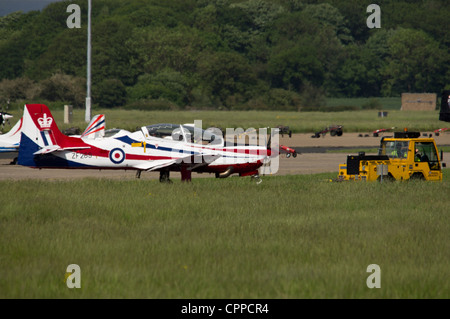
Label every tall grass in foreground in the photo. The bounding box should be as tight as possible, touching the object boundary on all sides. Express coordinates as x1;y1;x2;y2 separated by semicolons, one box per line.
0;172;449;298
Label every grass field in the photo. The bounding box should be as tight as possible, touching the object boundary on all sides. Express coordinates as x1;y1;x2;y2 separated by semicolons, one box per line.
326;97;402;110
2;95;444;134
2;106;445;135
1;172;449;299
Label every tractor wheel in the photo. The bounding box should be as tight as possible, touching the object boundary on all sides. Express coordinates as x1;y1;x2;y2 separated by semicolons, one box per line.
377;174;395;182
410;173;425;181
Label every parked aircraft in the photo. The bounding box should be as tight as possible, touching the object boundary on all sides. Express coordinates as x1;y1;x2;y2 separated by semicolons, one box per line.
17;104;277;183
0;116;22;153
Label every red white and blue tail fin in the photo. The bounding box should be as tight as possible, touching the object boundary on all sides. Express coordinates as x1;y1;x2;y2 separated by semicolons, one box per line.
18;104;88;166
81;114;105;139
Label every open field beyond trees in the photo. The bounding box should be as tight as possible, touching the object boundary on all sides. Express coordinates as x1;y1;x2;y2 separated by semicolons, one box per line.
1;104;446;135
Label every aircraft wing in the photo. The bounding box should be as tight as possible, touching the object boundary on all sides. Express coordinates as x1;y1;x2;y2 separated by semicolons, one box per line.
134;154;222;172
183;154;221;171
134;159;179;171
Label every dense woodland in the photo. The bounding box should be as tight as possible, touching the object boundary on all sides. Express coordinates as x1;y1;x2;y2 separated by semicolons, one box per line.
0;0;449;111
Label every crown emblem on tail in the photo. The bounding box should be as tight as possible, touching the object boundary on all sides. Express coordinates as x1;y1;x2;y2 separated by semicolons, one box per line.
38;114;53;128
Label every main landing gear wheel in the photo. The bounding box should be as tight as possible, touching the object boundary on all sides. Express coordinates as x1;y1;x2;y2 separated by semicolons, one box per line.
251;174;262;184
159;170;172;183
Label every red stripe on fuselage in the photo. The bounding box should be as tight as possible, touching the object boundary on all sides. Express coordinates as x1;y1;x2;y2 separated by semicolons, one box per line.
124;153;174;161
189;144;270;156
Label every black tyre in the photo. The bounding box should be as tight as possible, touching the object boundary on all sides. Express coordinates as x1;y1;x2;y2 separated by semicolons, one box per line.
410;173;425;181
377;174;395;182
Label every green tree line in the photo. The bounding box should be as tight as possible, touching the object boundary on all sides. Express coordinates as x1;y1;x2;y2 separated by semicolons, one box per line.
0;0;449;110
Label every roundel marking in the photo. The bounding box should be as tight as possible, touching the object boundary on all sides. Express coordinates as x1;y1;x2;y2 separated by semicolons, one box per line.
109;148;125;164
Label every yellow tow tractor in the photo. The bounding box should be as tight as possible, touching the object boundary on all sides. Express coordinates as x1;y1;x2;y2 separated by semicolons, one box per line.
337;131;446;181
